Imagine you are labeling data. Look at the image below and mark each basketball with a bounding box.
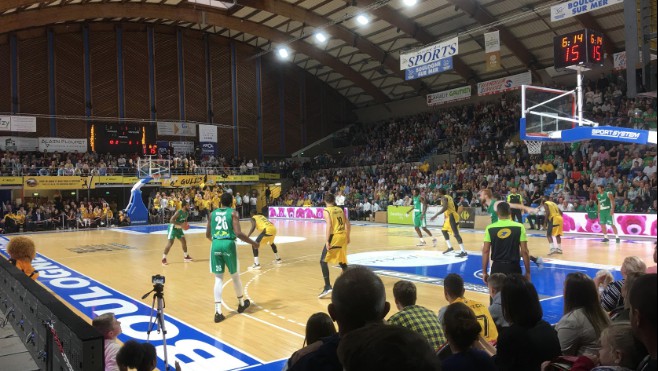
[182,222,190,231]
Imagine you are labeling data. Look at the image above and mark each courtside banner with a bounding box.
[23,176,89,190]
[400,37,459,70]
[551,0,623,22]
[458,207,476,229]
[562,212,656,237]
[268,206,349,220]
[39,137,88,152]
[427,86,472,106]
[477,71,531,96]
[387,206,445,227]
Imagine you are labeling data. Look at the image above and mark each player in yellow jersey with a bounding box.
[541,197,563,255]
[247,211,281,270]
[318,193,351,299]
[431,188,467,258]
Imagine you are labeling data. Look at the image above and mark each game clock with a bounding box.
[91,123,157,154]
[554,29,604,69]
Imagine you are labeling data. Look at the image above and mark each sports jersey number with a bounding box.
[476,315,489,337]
[336,216,345,231]
[215,215,228,230]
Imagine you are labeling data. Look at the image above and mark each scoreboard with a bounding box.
[554,29,604,69]
[91,123,157,154]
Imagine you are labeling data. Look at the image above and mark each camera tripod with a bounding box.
[142,286,171,370]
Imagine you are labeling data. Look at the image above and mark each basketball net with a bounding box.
[524,140,543,155]
[152,173,162,182]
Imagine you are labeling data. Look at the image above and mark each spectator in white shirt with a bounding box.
[643,161,656,178]
[335,191,346,206]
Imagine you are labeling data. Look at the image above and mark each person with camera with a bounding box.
[206,193,260,323]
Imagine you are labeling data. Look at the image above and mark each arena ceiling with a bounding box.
[0,0,630,107]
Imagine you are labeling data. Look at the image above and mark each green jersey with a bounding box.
[210,208,235,240]
[585,204,598,219]
[174,210,188,223]
[488,200,498,223]
[597,192,612,211]
[413,196,422,213]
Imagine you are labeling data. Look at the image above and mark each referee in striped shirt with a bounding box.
[482,202,531,284]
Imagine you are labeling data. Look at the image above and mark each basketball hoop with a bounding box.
[524,140,543,155]
[152,173,162,182]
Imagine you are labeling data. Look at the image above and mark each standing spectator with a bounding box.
[265,186,271,205]
[242,193,250,218]
[628,274,657,371]
[556,273,611,356]
[495,274,560,371]
[506,186,524,223]
[438,273,498,343]
[387,280,446,351]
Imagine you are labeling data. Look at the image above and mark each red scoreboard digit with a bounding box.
[554,29,604,69]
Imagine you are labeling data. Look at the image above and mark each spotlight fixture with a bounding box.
[403,0,417,6]
[277,47,289,59]
[315,32,328,43]
[356,14,369,25]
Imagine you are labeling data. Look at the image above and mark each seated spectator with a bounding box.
[304,312,336,347]
[116,340,181,371]
[496,274,560,371]
[92,313,122,371]
[594,269,615,295]
[441,302,497,371]
[287,266,390,371]
[118,211,131,227]
[628,274,657,371]
[646,244,657,274]
[611,272,645,322]
[438,273,498,343]
[556,272,611,356]
[337,324,441,371]
[6,236,39,280]
[598,256,647,312]
[487,273,509,329]
[387,280,446,351]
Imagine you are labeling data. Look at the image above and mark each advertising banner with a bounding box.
[477,71,532,96]
[200,142,217,156]
[0,116,37,132]
[404,57,453,80]
[458,207,476,229]
[387,205,445,227]
[170,141,195,155]
[268,206,349,220]
[157,122,197,137]
[198,124,218,143]
[427,86,472,106]
[23,176,89,190]
[160,175,206,188]
[562,212,656,237]
[0,177,23,186]
[400,37,459,70]
[0,136,39,151]
[551,0,623,22]
[484,31,501,71]
[38,137,88,152]
[613,51,657,71]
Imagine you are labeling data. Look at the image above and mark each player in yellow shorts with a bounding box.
[318,193,350,299]
[247,211,282,270]
[431,188,467,258]
[542,197,563,255]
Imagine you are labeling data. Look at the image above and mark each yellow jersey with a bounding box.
[443,194,457,215]
[544,201,561,221]
[453,297,499,343]
[252,214,276,234]
[325,206,347,235]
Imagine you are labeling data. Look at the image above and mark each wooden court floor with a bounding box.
[8,219,655,365]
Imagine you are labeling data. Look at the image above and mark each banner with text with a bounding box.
[613,51,657,71]
[405,57,453,81]
[551,0,623,22]
[563,212,656,237]
[200,142,217,156]
[23,176,89,190]
[170,141,195,155]
[157,122,197,137]
[0,116,37,132]
[198,124,218,143]
[386,205,445,227]
[0,177,23,186]
[268,206,349,220]
[0,136,39,151]
[477,71,532,96]
[484,31,501,71]
[38,137,88,152]
[458,207,476,229]
[427,86,472,106]
[400,37,459,70]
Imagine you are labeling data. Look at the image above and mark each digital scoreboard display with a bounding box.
[91,123,157,154]
[553,29,604,69]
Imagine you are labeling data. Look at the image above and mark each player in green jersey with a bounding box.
[161,201,192,265]
[206,193,260,323]
[597,185,620,243]
[406,188,436,246]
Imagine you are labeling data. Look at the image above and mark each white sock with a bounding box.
[458,243,465,252]
[254,257,259,265]
[603,233,608,239]
[420,238,426,243]
[184,252,189,258]
[214,275,224,313]
[557,244,562,251]
[231,273,244,304]
[445,240,453,249]
[551,236,558,246]
[549,243,555,250]
[162,254,167,259]
[274,253,280,259]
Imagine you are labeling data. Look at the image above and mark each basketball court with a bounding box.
[1,220,654,370]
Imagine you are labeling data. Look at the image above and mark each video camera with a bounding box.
[152,274,165,292]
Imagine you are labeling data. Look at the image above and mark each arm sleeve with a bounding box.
[555,314,581,356]
[483,226,492,243]
[520,225,528,242]
[600,281,623,312]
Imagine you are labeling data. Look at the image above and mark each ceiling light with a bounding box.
[315,32,327,43]
[356,15,369,25]
[277,47,289,59]
[403,0,417,6]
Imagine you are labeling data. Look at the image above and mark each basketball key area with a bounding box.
[1,219,653,370]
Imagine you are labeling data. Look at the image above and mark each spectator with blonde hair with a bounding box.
[596,256,647,312]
